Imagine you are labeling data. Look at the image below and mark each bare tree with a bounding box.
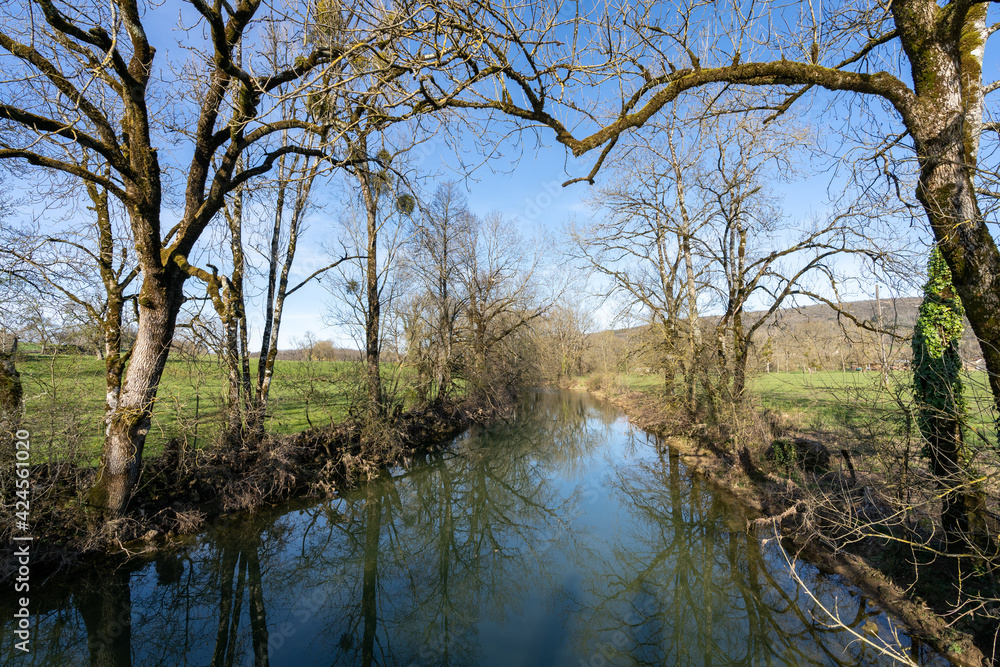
[253,145,333,426]
[577,110,883,422]
[406,182,475,403]
[401,0,1000,422]
[459,213,556,404]
[0,182,138,429]
[325,166,412,418]
[305,1,435,418]
[573,113,710,401]
[541,301,594,383]
[0,0,342,516]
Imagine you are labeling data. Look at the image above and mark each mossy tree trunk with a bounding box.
[89,265,186,517]
[0,337,23,475]
[894,2,1000,434]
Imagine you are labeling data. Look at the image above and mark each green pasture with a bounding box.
[613,368,997,445]
[751,369,995,428]
[16,353,420,464]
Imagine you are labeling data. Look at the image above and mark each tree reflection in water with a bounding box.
[0,391,945,666]
[572,445,936,666]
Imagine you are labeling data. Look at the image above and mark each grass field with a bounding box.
[16,353,418,464]
[611,368,997,444]
[19,352,997,465]
[751,369,995,428]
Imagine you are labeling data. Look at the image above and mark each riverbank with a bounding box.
[579,382,988,667]
[0,398,496,585]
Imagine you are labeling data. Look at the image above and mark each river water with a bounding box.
[3,390,947,666]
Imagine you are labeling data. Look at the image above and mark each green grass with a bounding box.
[17,354,421,464]
[753,370,907,427]
[607,368,996,444]
[619,373,665,394]
[751,369,995,430]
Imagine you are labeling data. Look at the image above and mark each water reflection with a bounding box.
[1,391,945,666]
[573,447,928,666]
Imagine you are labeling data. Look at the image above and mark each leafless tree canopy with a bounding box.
[388,0,1000,420]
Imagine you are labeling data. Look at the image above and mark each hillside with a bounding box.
[597,296,984,373]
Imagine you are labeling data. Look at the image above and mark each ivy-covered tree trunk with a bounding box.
[912,248,973,550]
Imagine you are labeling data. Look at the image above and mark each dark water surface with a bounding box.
[3,390,947,666]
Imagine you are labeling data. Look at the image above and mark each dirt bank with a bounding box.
[0,399,495,586]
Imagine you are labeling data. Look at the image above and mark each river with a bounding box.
[2,390,947,666]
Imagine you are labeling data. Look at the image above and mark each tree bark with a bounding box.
[88,266,186,516]
[0,337,22,473]
[358,163,383,415]
[226,206,254,438]
[732,310,749,402]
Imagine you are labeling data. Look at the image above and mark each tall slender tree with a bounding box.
[408,182,475,403]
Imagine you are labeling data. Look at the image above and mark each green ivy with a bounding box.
[912,247,967,450]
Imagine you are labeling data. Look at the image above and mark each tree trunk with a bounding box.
[256,177,286,420]
[660,322,677,398]
[435,300,452,404]
[0,337,22,474]
[681,231,700,414]
[897,3,1000,426]
[88,269,186,517]
[356,164,383,415]
[434,229,453,403]
[913,249,979,551]
[916,161,1000,425]
[365,203,383,413]
[672,134,702,415]
[732,310,748,402]
[102,291,127,428]
[89,180,133,432]
[222,287,245,439]
[928,409,969,545]
[228,184,254,438]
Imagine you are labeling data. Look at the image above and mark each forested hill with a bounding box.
[602,296,984,372]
